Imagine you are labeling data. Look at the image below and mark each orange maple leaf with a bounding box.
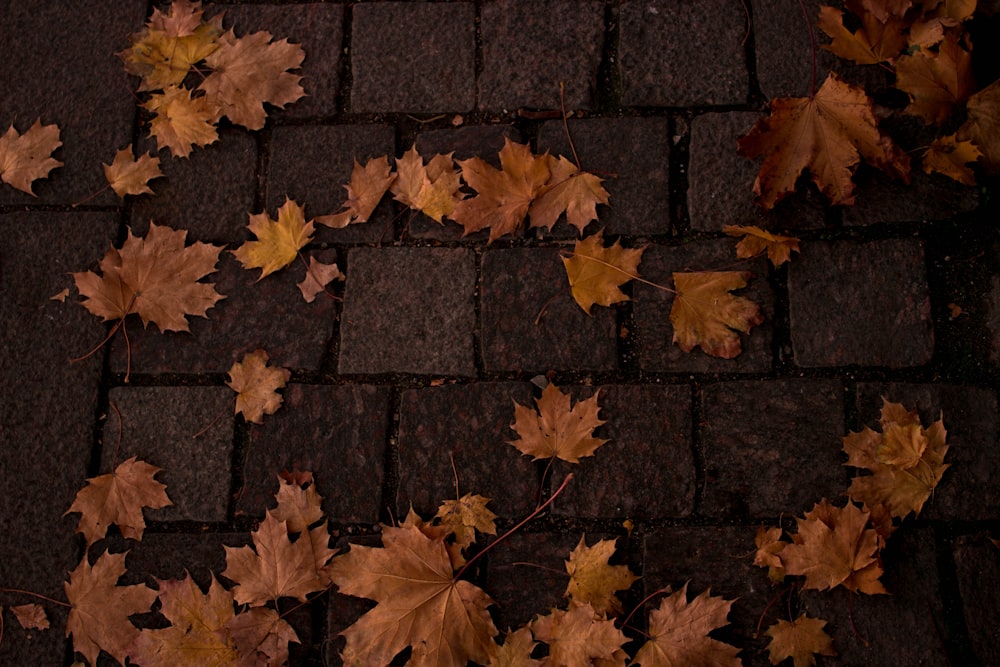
[529,155,610,234]
[508,383,608,464]
[232,198,314,280]
[434,493,498,558]
[530,603,627,667]
[818,4,907,64]
[765,614,837,667]
[226,349,291,424]
[271,471,325,534]
[0,119,63,195]
[754,525,787,582]
[103,147,163,198]
[562,230,645,315]
[564,536,639,615]
[922,133,981,185]
[895,30,974,125]
[737,72,910,209]
[392,145,464,223]
[317,156,396,228]
[670,271,764,359]
[143,85,219,158]
[723,225,801,267]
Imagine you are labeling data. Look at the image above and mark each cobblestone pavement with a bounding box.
[2,1,999,665]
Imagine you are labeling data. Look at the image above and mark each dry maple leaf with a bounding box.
[529,603,627,667]
[233,198,314,280]
[895,31,974,125]
[64,457,172,546]
[271,471,324,534]
[529,155,610,234]
[72,222,225,333]
[228,607,299,667]
[765,614,836,667]
[754,525,787,582]
[226,349,291,424]
[958,78,1000,173]
[564,535,639,615]
[562,230,645,315]
[199,29,305,131]
[818,4,908,64]
[854,0,913,22]
[11,603,49,631]
[488,627,542,667]
[144,85,220,158]
[922,133,981,184]
[104,147,164,198]
[723,225,801,267]
[317,156,396,228]
[508,383,608,464]
[297,257,343,303]
[65,550,157,666]
[327,515,498,666]
[737,72,910,209]
[0,119,63,195]
[392,145,464,223]
[670,271,764,359]
[435,493,498,557]
[631,583,741,667]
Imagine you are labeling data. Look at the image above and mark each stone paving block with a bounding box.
[267,124,395,244]
[800,527,950,665]
[552,384,695,519]
[537,118,670,237]
[688,112,827,232]
[0,1,146,206]
[619,0,747,106]
[842,170,979,226]
[953,535,1000,666]
[111,252,338,374]
[119,532,249,591]
[989,275,1000,365]
[481,248,618,373]
[239,384,390,523]
[130,130,257,244]
[397,382,538,519]
[210,3,343,119]
[338,247,476,376]
[633,240,773,373]
[856,382,1000,521]
[479,0,605,111]
[351,2,474,113]
[788,239,934,368]
[700,379,846,518]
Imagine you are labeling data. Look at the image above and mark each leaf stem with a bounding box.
[0,588,71,608]
[560,250,677,294]
[620,586,670,630]
[296,252,342,302]
[559,82,581,171]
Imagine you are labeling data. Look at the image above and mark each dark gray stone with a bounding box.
[700,379,846,518]
[989,275,1000,365]
[953,535,1000,666]
[619,0,747,106]
[481,247,618,373]
[479,0,605,111]
[351,3,474,113]
[120,532,249,591]
[338,247,476,376]
[842,170,979,226]
[788,239,934,368]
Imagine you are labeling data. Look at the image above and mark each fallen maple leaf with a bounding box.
[317,156,396,228]
[818,4,907,64]
[854,0,913,22]
[895,30,974,124]
[0,119,63,195]
[227,606,299,667]
[926,0,976,24]
[508,383,608,463]
[958,78,1000,173]
[65,550,157,666]
[64,457,172,546]
[233,198,313,280]
[392,145,464,223]
[226,350,292,425]
[562,230,645,315]
[104,147,163,198]
[72,222,225,333]
[737,72,910,209]
[271,471,324,534]
[488,627,542,667]
[754,525,787,582]
[143,85,220,158]
[530,603,627,667]
[328,515,498,666]
[434,493,498,557]
[723,225,801,267]
[564,535,638,615]
[296,257,343,303]
[11,603,48,631]
[922,133,981,185]
[765,613,836,667]
[529,155,610,234]
[670,271,764,359]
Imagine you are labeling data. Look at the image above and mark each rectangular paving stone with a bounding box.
[700,379,847,518]
[553,384,695,519]
[633,240,773,373]
[842,170,979,226]
[397,382,538,519]
[788,239,934,368]
[479,0,605,111]
[481,247,618,373]
[338,247,476,376]
[990,275,1000,365]
[856,382,1000,521]
[239,384,390,523]
[537,118,670,237]
[119,532,248,591]
[351,2,475,113]
[619,0,747,106]
[953,535,1000,666]
[103,386,234,522]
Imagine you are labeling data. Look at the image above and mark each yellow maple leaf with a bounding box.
[562,230,645,315]
[392,145,464,223]
[0,119,63,195]
[508,383,608,464]
[317,156,396,228]
[723,225,800,267]
[233,198,314,279]
[144,85,219,158]
[529,155,610,234]
[765,614,836,667]
[226,349,291,424]
[103,147,163,198]
[670,271,764,359]
[922,133,981,185]
[564,536,639,615]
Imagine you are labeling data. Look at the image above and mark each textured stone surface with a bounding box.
[953,535,1000,666]
[481,248,618,372]
[479,0,605,111]
[843,171,980,226]
[120,532,248,590]
[990,275,1000,365]
[239,384,390,523]
[537,118,670,236]
[351,3,474,112]
[788,239,934,368]
[339,247,476,375]
[633,240,774,372]
[553,384,695,519]
[700,379,846,518]
[397,382,538,518]
[619,0,747,106]
[102,386,234,522]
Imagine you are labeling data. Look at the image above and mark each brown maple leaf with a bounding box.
[922,133,981,185]
[958,78,1000,173]
[233,198,314,280]
[631,583,741,667]
[392,145,464,223]
[508,383,608,464]
[144,85,220,158]
[271,471,324,534]
[754,525,787,582]
[73,222,225,333]
[737,72,910,209]
[530,603,627,667]
[854,0,913,22]
[895,30,974,125]
[564,536,639,615]
[529,155,610,234]
[228,606,299,667]
[64,457,172,546]
[65,550,157,666]
[104,147,164,198]
[0,119,63,195]
[765,614,836,667]
[327,515,498,666]
[488,626,542,667]
[670,271,764,359]
[199,29,306,131]
[297,257,343,303]
[11,603,49,631]
[226,349,292,424]
[434,493,498,558]
[818,4,908,64]
[316,156,396,228]
[723,225,801,267]
[562,230,646,315]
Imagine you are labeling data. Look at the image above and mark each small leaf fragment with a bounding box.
[922,133,980,185]
[765,614,836,667]
[11,604,49,631]
[723,225,801,266]
[296,257,343,303]
[226,349,291,424]
[317,156,396,228]
[0,119,63,195]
